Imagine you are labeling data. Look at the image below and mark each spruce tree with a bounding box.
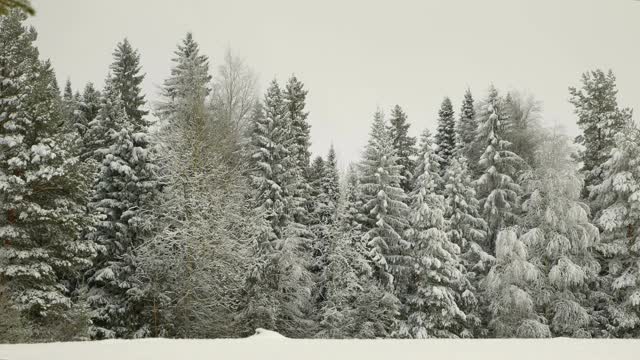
[110,38,148,131]
[358,109,410,289]
[86,79,158,339]
[397,134,467,338]
[76,83,102,160]
[283,75,312,225]
[0,11,96,334]
[569,69,632,200]
[590,124,640,337]
[388,105,416,193]
[434,97,456,172]
[243,80,314,337]
[443,156,493,336]
[474,86,524,255]
[456,89,477,152]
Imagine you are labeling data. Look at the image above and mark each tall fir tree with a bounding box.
[358,109,410,289]
[110,38,148,131]
[283,75,312,225]
[590,124,640,337]
[75,83,102,160]
[456,89,481,174]
[0,11,96,336]
[396,134,467,338]
[434,97,456,173]
[242,80,314,337]
[443,156,493,336]
[86,79,158,339]
[474,86,524,255]
[388,105,416,193]
[569,69,632,201]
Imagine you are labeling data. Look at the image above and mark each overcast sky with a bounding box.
[29,0,640,168]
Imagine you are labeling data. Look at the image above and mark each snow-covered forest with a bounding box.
[1,9,639,342]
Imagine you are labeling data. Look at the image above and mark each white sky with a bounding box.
[28,0,640,167]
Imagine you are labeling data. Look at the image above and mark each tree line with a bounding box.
[1,10,639,341]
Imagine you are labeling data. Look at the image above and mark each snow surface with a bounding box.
[1,333,640,360]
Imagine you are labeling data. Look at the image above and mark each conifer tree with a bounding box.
[358,109,410,288]
[388,105,416,193]
[456,89,478,163]
[474,86,524,254]
[0,11,96,334]
[434,97,456,172]
[242,80,314,337]
[569,69,632,200]
[283,75,312,225]
[590,124,640,337]
[110,38,148,131]
[443,156,493,336]
[396,131,467,338]
[75,83,102,160]
[86,80,158,339]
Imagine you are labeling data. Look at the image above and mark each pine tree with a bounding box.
[434,97,456,172]
[388,105,416,193]
[358,109,410,289]
[519,132,599,338]
[86,80,158,339]
[340,164,364,230]
[443,156,493,336]
[76,82,102,160]
[590,124,640,337]
[110,38,148,131]
[243,80,314,337]
[0,11,96,334]
[569,69,632,200]
[248,80,290,240]
[456,89,479,166]
[396,131,467,338]
[283,75,313,225]
[474,86,524,255]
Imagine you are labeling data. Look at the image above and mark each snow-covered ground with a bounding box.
[1,330,639,360]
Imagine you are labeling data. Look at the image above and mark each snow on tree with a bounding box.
[340,164,364,230]
[209,49,258,164]
[283,75,313,225]
[396,132,467,338]
[590,124,640,337]
[483,229,549,338]
[474,85,524,255]
[502,91,543,167]
[110,38,148,131]
[388,105,417,194]
[247,80,290,240]
[242,80,314,338]
[442,156,493,336]
[86,79,158,339]
[569,69,633,200]
[75,83,102,160]
[456,89,482,176]
[357,108,410,289]
[134,32,254,338]
[434,97,456,173]
[0,10,96,336]
[519,131,600,337]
